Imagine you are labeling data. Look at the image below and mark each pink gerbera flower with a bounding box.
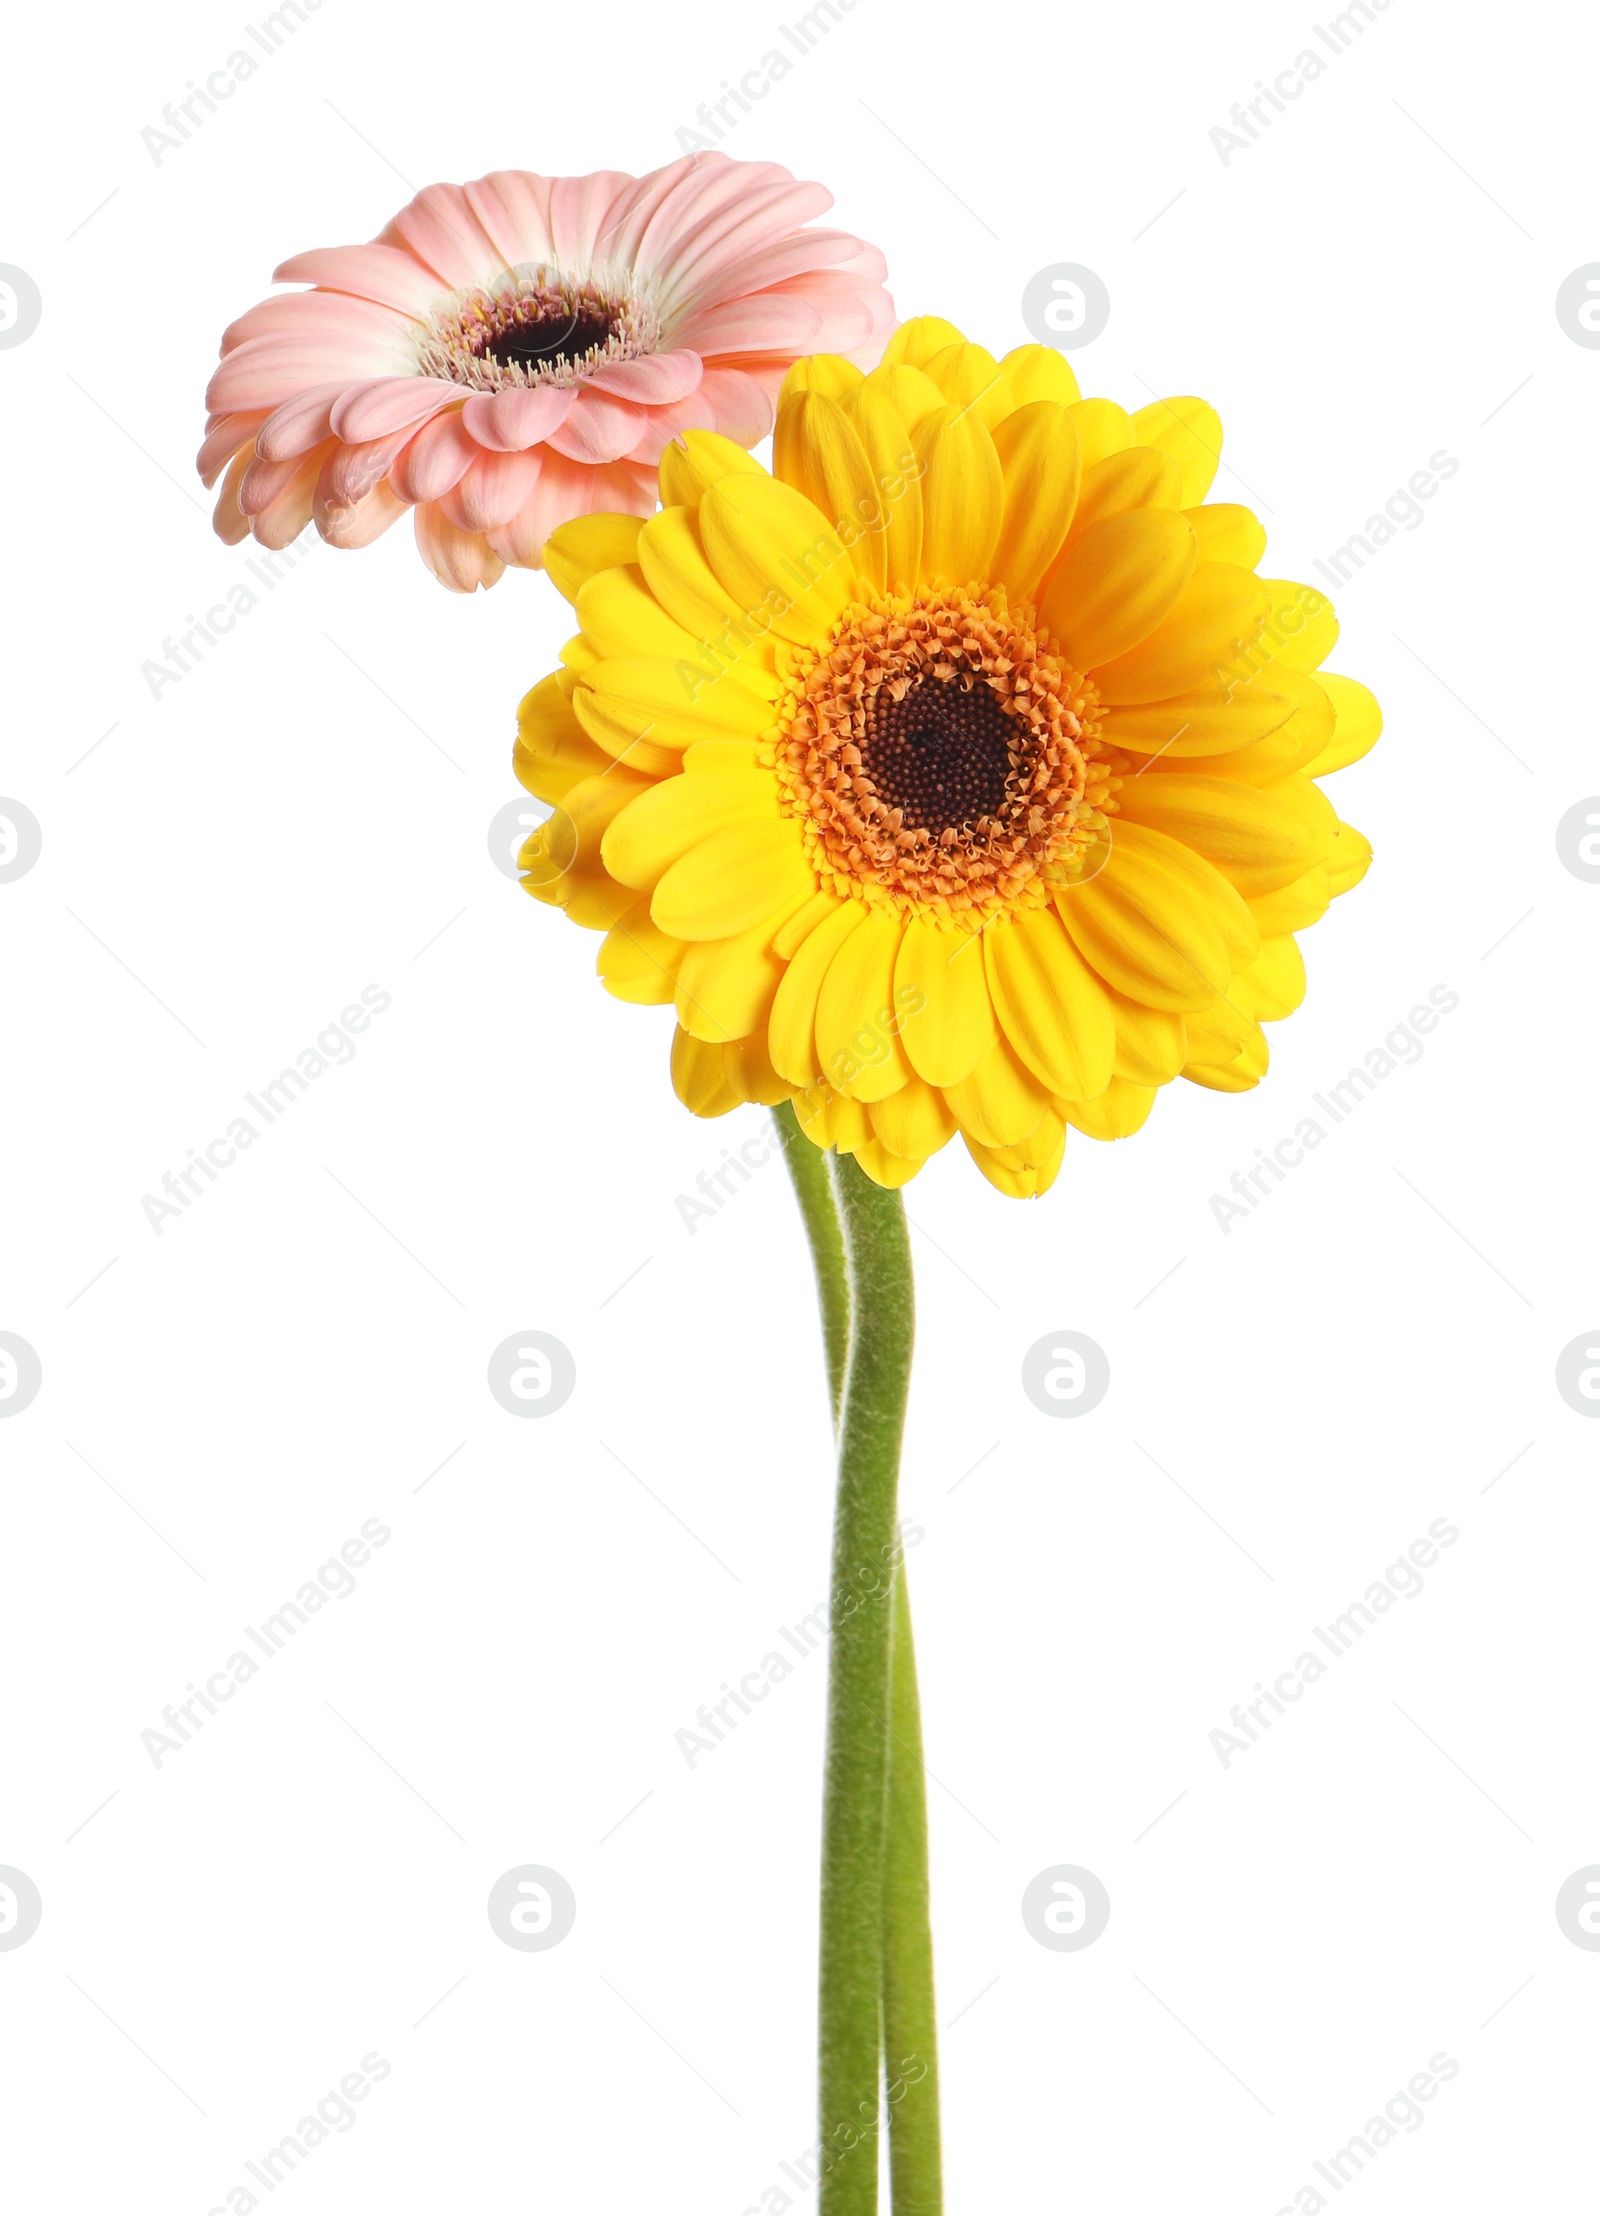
[199,155,895,591]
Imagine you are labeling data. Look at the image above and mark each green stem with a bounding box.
[773,1102,849,1426]
[775,1102,941,2215]
[883,1568,942,2215]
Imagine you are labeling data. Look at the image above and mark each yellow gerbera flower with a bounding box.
[514,315,1380,1196]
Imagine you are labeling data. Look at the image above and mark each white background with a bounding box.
[2,1,1596,2209]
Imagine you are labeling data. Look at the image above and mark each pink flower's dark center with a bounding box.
[418,267,660,394]
[474,292,622,373]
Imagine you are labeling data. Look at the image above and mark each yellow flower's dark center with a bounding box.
[777,585,1114,926]
[861,678,1017,835]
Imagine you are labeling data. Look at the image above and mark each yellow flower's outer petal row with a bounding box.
[514,314,1382,1194]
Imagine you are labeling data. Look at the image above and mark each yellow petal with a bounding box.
[698,472,852,647]
[855,362,948,438]
[658,429,764,508]
[575,655,776,765]
[921,342,1013,429]
[1040,509,1198,671]
[990,402,1081,601]
[1247,865,1330,936]
[775,390,887,592]
[1302,672,1382,775]
[1066,399,1135,470]
[773,888,841,959]
[598,900,685,1005]
[543,512,645,603]
[998,345,1081,407]
[1129,398,1223,505]
[1254,579,1339,674]
[793,1082,871,1154]
[895,920,996,1085]
[577,563,703,663]
[1107,989,1188,1084]
[671,1026,740,1117]
[1236,933,1306,1022]
[1057,827,1234,1012]
[1140,670,1334,783]
[652,819,814,941]
[1113,770,1336,897]
[912,405,1003,586]
[850,1139,927,1190]
[983,908,1116,1101]
[815,908,911,1102]
[962,1112,1065,1196]
[1099,669,1298,758]
[676,917,789,1041]
[1185,502,1267,570]
[869,1077,957,1160]
[846,383,924,595]
[1066,446,1183,539]
[516,669,611,803]
[637,506,759,644]
[1183,991,1253,1062]
[722,1031,790,1108]
[602,769,775,889]
[882,316,968,369]
[778,353,865,404]
[1059,1077,1156,1140]
[1326,820,1373,896]
[1092,563,1269,704]
[769,899,866,1085]
[943,1034,1051,1147]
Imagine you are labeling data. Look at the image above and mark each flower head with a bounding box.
[514,318,1380,1196]
[199,157,893,591]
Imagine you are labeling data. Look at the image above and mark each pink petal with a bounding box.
[486,454,653,568]
[276,244,451,320]
[329,377,461,443]
[222,291,413,353]
[696,367,776,447]
[391,410,478,504]
[317,479,410,549]
[441,446,542,533]
[197,411,267,487]
[414,501,505,592]
[248,445,330,551]
[676,228,870,312]
[624,387,721,467]
[326,423,418,506]
[256,381,350,462]
[547,171,636,267]
[670,294,824,358]
[649,179,835,313]
[543,387,648,466]
[758,272,877,356]
[582,350,704,405]
[463,172,557,272]
[212,447,253,544]
[459,385,575,451]
[207,340,400,413]
[380,182,509,290]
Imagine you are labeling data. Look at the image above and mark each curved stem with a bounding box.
[774,1110,942,2216]
[773,1102,849,1425]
